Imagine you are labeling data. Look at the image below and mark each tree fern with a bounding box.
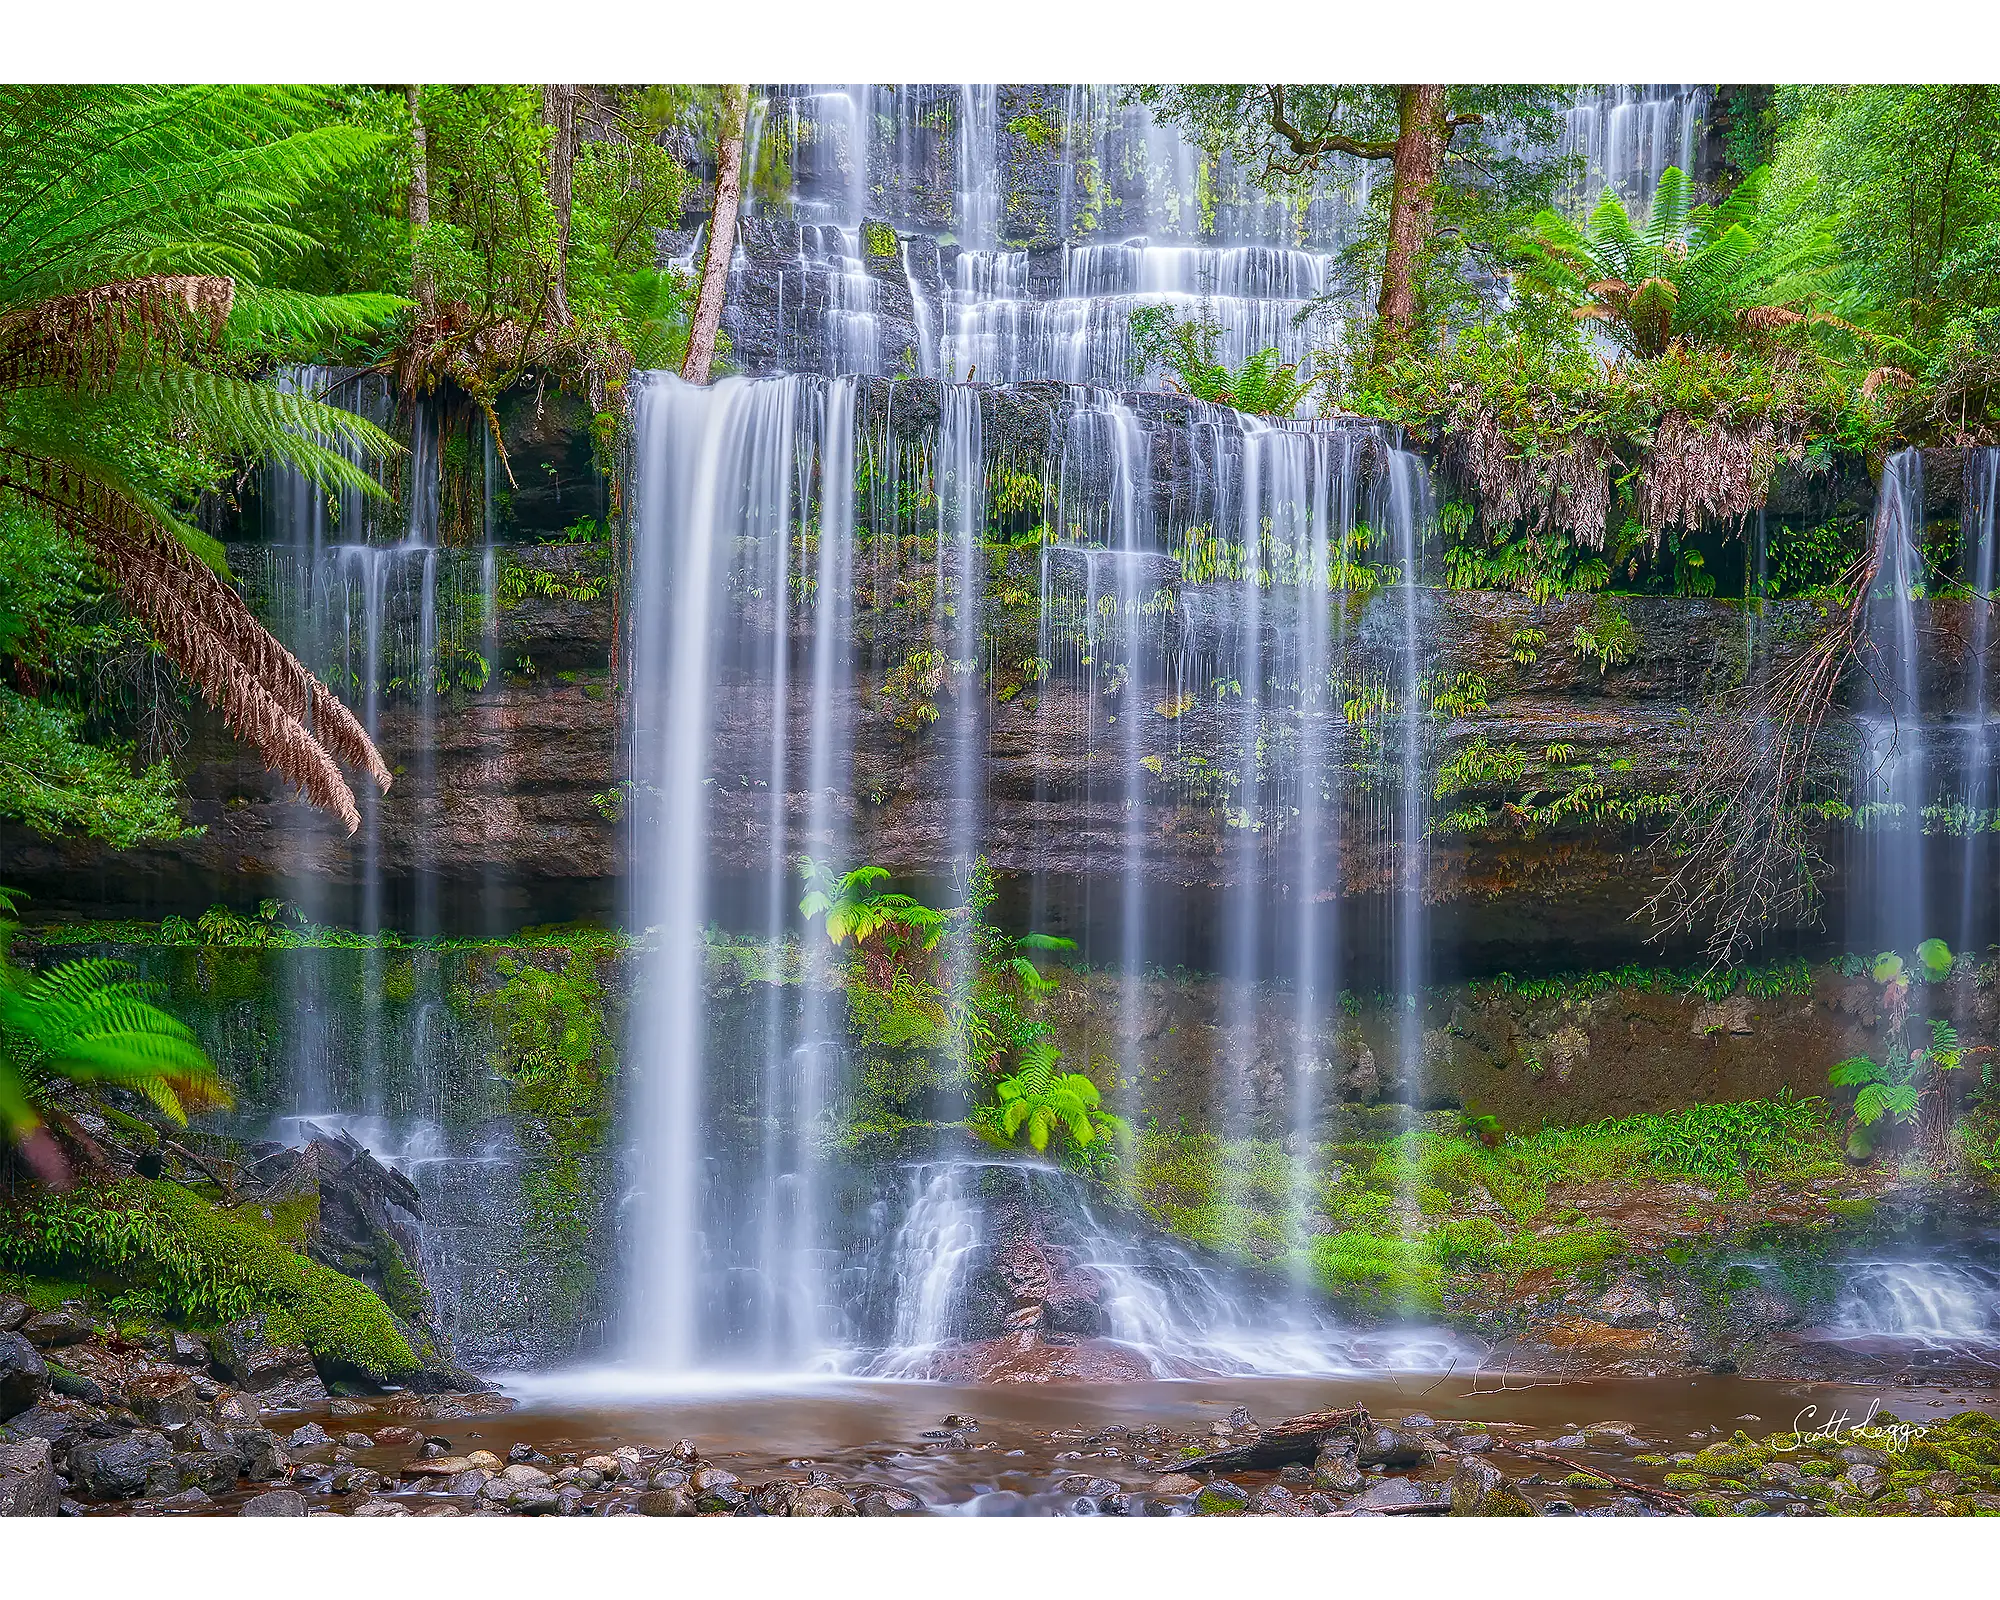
[1512,166,1845,358]
[0,85,405,832]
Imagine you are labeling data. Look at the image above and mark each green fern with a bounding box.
[993,1038,1125,1153]
[1511,166,1844,357]
[0,889,229,1179]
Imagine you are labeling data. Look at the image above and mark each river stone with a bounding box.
[240,1489,306,1517]
[638,1486,694,1516]
[332,1465,383,1495]
[582,1454,621,1475]
[465,1449,503,1469]
[127,1373,200,1429]
[785,1485,855,1517]
[287,1422,330,1448]
[445,1469,491,1495]
[647,1466,689,1491]
[690,1465,738,1493]
[502,1463,552,1486]
[1194,1478,1252,1515]
[1056,1474,1120,1499]
[372,1425,421,1447]
[1840,1464,1886,1500]
[352,1497,413,1516]
[0,1437,59,1517]
[70,1430,176,1499]
[340,1432,376,1449]
[20,1308,91,1348]
[1837,1445,1891,1468]
[1353,1476,1437,1511]
[0,1332,48,1422]
[1358,1427,1429,1468]
[0,1297,27,1333]
[1250,1483,1306,1515]
[855,1485,925,1515]
[1451,1457,1540,1517]
[1150,1472,1201,1498]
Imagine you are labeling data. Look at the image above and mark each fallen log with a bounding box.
[1174,1408,1370,1473]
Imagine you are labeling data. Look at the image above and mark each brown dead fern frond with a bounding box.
[1449,407,1614,548]
[0,452,390,830]
[0,276,233,393]
[1638,411,1803,541]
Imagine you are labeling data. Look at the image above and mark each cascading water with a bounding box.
[1560,84,1710,211]
[608,89,1479,1386]
[1850,448,1929,958]
[1958,449,1999,955]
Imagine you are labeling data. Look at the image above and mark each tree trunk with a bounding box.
[542,84,578,328]
[1372,84,1448,362]
[680,84,749,386]
[405,85,434,319]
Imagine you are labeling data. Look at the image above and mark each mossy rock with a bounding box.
[0,1179,417,1379]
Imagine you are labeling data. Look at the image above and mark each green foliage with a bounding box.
[863,221,899,259]
[1512,167,1843,359]
[0,1178,417,1376]
[0,690,192,847]
[0,891,229,1171]
[477,949,615,1285]
[988,1038,1124,1154]
[1571,606,1638,674]
[798,858,946,992]
[1127,305,1312,416]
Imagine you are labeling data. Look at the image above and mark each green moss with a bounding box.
[0,1179,416,1377]
[863,220,898,258]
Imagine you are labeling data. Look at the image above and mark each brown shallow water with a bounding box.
[107,1368,2000,1517]
[418,1369,2000,1514]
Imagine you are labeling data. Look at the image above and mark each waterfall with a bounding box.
[627,375,803,1369]
[1561,84,1711,211]
[1828,1258,2000,1346]
[1850,448,1929,958]
[1959,449,2000,954]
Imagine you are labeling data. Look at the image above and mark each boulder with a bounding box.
[0,1296,28,1333]
[48,1367,104,1403]
[1194,1479,1252,1515]
[1352,1476,1440,1511]
[240,1489,306,1517]
[214,1392,262,1427]
[1451,1457,1541,1517]
[1149,1472,1201,1499]
[0,1437,59,1517]
[19,1308,90,1349]
[351,1497,413,1516]
[69,1430,177,1500]
[0,1332,48,1422]
[209,1316,318,1395]
[126,1372,200,1429]
[230,1428,290,1481]
[174,1449,243,1494]
[287,1422,332,1449]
